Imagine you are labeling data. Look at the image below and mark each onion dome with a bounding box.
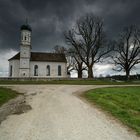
[20,24,32,31]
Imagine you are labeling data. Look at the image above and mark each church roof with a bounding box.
[8,52,67,63]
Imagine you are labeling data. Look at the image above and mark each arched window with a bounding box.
[10,65,12,77]
[34,65,38,76]
[58,65,61,76]
[46,65,50,76]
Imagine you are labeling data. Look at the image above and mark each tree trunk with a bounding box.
[77,62,83,78]
[126,70,130,81]
[78,70,82,78]
[88,65,94,78]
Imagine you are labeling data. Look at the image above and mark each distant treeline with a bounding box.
[106,74,140,81]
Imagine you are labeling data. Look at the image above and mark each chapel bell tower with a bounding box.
[19,20,32,77]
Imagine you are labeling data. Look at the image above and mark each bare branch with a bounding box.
[64,13,109,78]
[112,25,140,80]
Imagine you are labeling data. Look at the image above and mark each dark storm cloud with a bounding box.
[0,0,140,52]
[93,0,140,38]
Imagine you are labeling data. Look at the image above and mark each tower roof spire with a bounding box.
[25,17,28,25]
[20,18,32,31]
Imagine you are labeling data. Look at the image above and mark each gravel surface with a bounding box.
[0,95,31,124]
[0,85,139,140]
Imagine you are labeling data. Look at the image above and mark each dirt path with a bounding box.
[0,85,139,140]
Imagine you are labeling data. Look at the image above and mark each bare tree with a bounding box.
[53,45,67,54]
[67,48,87,78]
[65,14,111,78]
[53,45,86,78]
[112,26,140,80]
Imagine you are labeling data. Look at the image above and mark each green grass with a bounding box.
[0,79,111,85]
[0,87,18,106]
[0,79,139,85]
[83,86,140,135]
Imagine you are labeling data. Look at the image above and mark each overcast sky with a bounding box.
[0,0,140,77]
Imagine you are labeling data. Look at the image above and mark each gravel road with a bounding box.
[0,85,139,140]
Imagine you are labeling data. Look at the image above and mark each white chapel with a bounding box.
[8,23,67,78]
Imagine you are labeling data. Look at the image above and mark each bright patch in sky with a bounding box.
[0,49,17,77]
[94,64,114,77]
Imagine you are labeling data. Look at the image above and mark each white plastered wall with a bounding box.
[30,61,67,77]
[9,60,20,77]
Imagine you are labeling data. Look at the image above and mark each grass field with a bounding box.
[0,79,140,85]
[83,86,140,135]
[0,87,18,106]
[0,79,112,85]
